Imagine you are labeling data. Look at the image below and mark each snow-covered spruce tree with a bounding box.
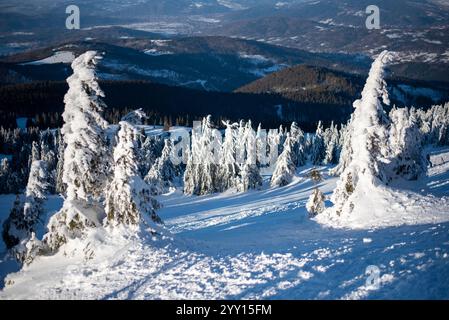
[55,129,66,194]
[42,51,111,253]
[145,138,176,195]
[256,123,269,169]
[324,122,340,165]
[306,188,326,217]
[271,133,296,187]
[105,121,161,228]
[290,122,307,167]
[310,121,326,165]
[183,148,197,195]
[327,51,392,216]
[267,128,281,170]
[2,160,49,260]
[183,116,221,195]
[238,121,262,192]
[40,136,57,194]
[197,116,220,195]
[139,135,164,178]
[388,107,426,180]
[218,120,239,191]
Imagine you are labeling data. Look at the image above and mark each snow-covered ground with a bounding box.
[1,150,449,299]
[21,51,75,65]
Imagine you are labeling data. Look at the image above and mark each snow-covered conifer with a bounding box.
[42,51,111,253]
[105,121,161,227]
[389,107,425,180]
[2,160,49,260]
[328,51,393,216]
[290,122,307,167]
[271,133,296,187]
[311,121,326,165]
[238,121,262,192]
[306,188,326,217]
[145,138,176,195]
[218,121,239,191]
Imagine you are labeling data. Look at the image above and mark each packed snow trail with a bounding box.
[1,160,449,299]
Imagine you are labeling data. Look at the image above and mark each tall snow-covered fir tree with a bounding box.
[328,51,393,216]
[105,121,162,228]
[271,133,296,187]
[42,51,111,253]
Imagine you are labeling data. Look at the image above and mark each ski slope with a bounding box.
[1,153,449,300]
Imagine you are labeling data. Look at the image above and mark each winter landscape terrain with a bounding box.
[0,50,449,300]
[0,1,449,301]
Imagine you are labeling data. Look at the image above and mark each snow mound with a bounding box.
[316,187,449,229]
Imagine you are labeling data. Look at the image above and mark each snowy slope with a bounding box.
[21,51,75,65]
[1,159,449,299]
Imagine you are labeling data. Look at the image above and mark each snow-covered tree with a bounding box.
[145,138,176,195]
[267,128,281,170]
[328,51,393,216]
[183,116,221,195]
[218,120,239,191]
[55,129,66,194]
[2,160,49,261]
[306,188,326,217]
[105,121,161,228]
[183,148,197,195]
[238,121,262,192]
[271,133,296,187]
[323,122,340,165]
[311,121,326,165]
[42,51,111,253]
[290,122,307,167]
[388,107,426,180]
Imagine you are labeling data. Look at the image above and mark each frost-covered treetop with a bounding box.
[68,51,104,98]
[354,50,392,117]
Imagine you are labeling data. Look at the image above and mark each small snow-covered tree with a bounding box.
[183,148,197,195]
[55,129,66,194]
[388,107,425,180]
[238,121,262,192]
[290,122,307,167]
[218,121,239,191]
[145,138,176,195]
[271,133,296,187]
[311,121,326,165]
[324,122,340,165]
[2,160,49,261]
[329,51,392,216]
[105,121,161,228]
[42,51,111,253]
[267,128,281,170]
[183,116,221,195]
[306,188,326,217]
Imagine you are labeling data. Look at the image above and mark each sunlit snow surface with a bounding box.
[1,150,449,299]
